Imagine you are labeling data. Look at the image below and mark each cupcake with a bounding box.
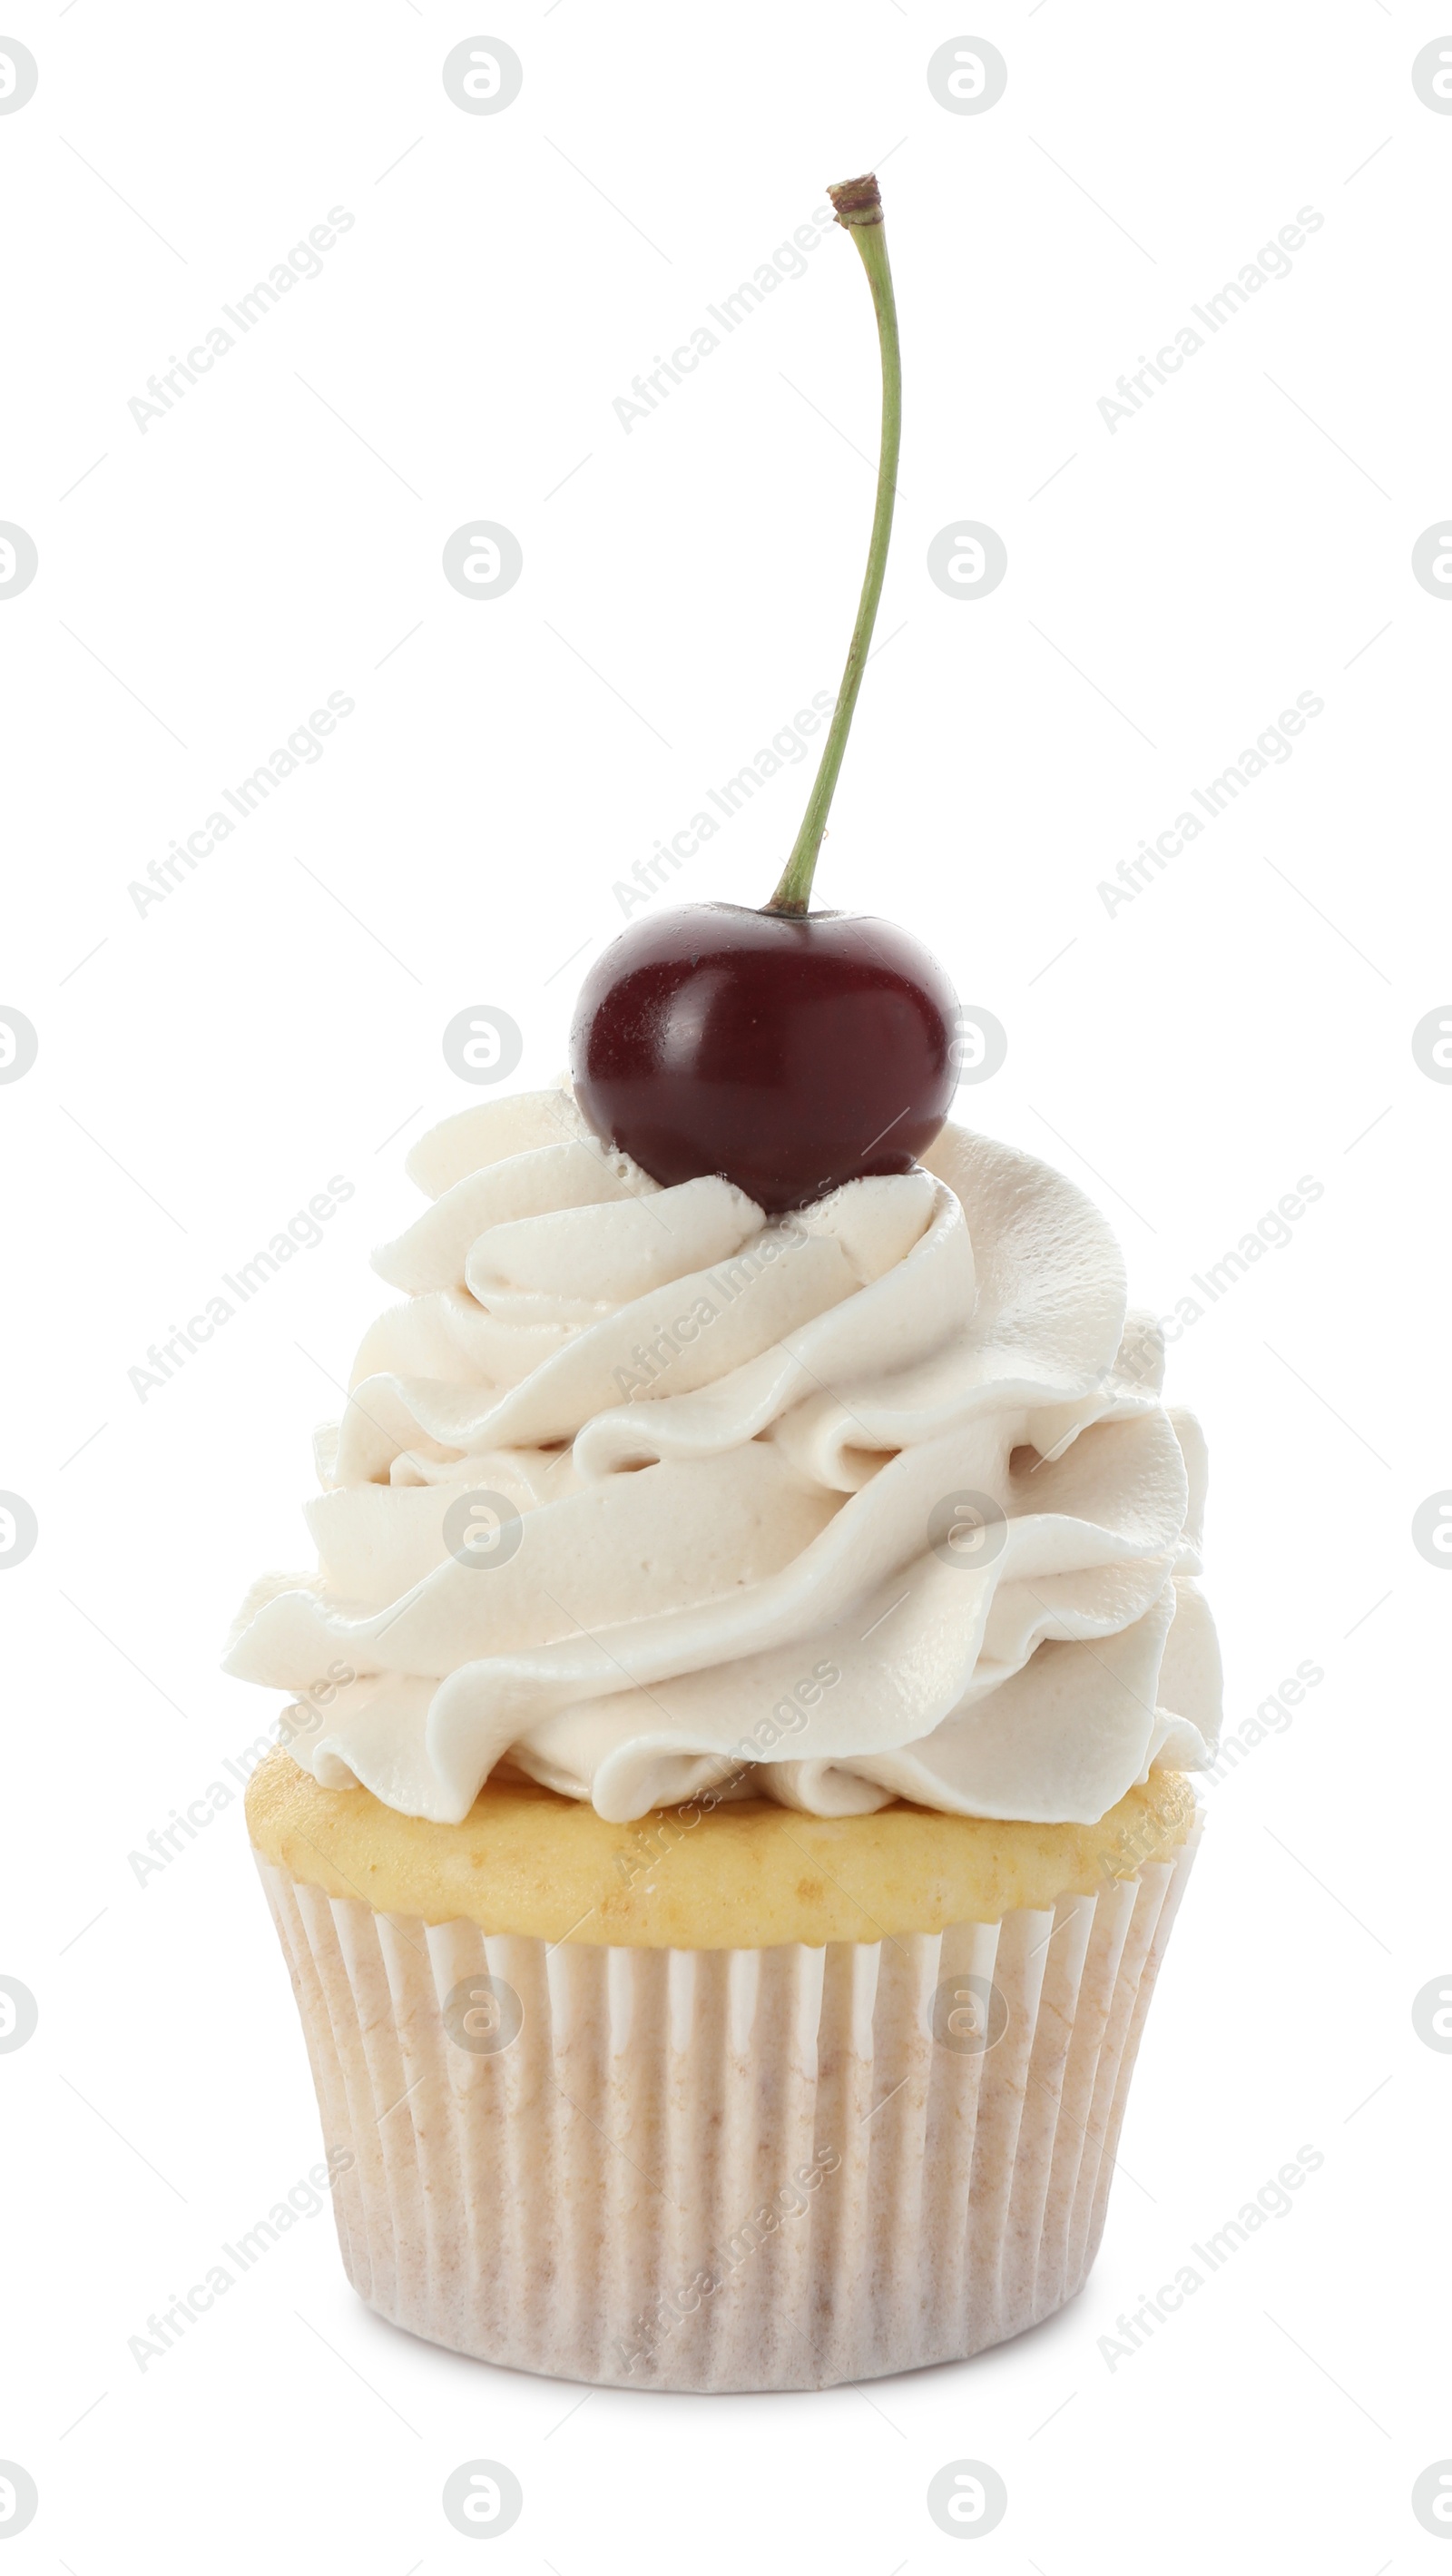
[230,1086,1217,2389]
[226,169,1221,2391]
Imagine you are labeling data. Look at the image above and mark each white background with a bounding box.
[4,2,1449,2567]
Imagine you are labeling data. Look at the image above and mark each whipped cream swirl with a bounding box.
[226,1087,1221,1824]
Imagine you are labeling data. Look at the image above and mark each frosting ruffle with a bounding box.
[225,1088,1221,1824]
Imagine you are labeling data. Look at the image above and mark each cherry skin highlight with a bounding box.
[570,903,959,1214]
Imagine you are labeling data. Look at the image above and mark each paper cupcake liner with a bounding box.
[255,1812,1200,2392]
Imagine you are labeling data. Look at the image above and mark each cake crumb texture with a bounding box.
[246,1747,1197,1947]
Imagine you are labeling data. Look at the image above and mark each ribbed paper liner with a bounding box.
[256,1820,1199,2391]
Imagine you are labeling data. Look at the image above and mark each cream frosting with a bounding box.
[225,1086,1221,1824]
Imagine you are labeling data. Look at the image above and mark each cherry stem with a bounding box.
[767,174,901,917]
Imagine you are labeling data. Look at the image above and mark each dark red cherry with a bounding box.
[570,902,958,1214]
[570,176,960,1213]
